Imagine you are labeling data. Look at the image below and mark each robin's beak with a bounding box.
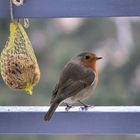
[96,57,102,60]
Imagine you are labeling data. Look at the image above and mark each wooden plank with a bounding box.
[1,0,140,18]
[0,106,140,134]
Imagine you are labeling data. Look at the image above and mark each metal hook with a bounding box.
[10,0,30,28]
[13,0,30,28]
[23,18,30,28]
[12,0,24,6]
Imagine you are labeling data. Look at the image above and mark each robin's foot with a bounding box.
[80,104,94,111]
[78,100,94,111]
[65,103,73,111]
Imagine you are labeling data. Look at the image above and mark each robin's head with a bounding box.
[75,52,102,70]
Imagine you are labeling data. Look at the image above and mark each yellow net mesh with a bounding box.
[0,21,40,95]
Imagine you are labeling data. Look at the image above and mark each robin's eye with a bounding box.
[85,55,90,60]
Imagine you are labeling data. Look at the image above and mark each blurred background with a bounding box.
[0,17,140,139]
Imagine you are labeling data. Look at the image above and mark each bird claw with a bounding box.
[78,100,94,111]
[80,105,94,111]
[65,104,73,111]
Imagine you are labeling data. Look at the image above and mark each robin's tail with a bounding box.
[44,101,61,121]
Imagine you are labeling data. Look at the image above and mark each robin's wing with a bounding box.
[51,63,96,103]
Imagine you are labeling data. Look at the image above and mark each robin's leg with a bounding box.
[78,100,94,110]
[65,103,73,111]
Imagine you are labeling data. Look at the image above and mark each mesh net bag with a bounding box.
[0,21,40,95]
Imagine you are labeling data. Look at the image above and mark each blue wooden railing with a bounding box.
[0,106,140,134]
[1,0,140,18]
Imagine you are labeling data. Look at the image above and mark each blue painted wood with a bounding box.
[0,0,140,18]
[0,106,140,134]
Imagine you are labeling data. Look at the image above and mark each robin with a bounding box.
[44,52,102,121]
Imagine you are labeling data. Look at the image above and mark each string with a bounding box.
[9,0,14,21]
